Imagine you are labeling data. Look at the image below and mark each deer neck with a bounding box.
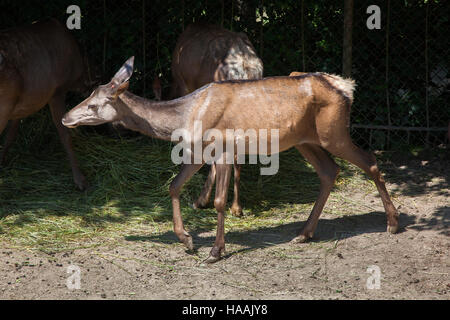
[116,91,189,141]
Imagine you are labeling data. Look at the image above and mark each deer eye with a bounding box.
[88,105,97,109]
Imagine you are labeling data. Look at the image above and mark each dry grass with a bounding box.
[0,109,376,253]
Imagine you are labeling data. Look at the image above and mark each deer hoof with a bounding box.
[204,254,221,264]
[203,246,224,264]
[204,247,223,264]
[230,204,243,217]
[387,224,398,234]
[182,234,194,251]
[291,234,311,244]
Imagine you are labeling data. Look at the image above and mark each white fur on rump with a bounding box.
[323,73,356,103]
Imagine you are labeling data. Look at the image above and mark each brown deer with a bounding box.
[0,18,88,190]
[153,23,264,217]
[62,57,399,263]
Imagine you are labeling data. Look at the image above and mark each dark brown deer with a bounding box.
[0,18,88,190]
[153,23,263,217]
[62,57,399,263]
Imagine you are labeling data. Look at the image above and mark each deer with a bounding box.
[62,57,399,263]
[0,18,89,190]
[153,23,264,217]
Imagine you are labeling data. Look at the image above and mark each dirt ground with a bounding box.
[0,152,448,300]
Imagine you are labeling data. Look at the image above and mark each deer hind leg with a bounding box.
[325,140,399,234]
[204,162,232,263]
[193,164,216,209]
[170,163,204,250]
[1,119,20,166]
[292,143,340,243]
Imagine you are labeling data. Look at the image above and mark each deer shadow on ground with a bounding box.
[125,211,417,255]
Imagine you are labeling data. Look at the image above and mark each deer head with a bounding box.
[62,56,135,128]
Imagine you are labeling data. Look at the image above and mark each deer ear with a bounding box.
[112,56,134,85]
[113,81,129,98]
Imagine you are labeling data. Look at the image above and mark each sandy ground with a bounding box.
[0,153,448,300]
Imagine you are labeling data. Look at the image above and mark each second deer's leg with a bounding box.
[193,164,216,209]
[205,162,232,263]
[170,163,204,250]
[1,119,20,166]
[49,93,87,190]
[292,144,340,243]
[194,161,243,217]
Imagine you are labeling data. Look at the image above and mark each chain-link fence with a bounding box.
[0,0,448,150]
[351,0,449,149]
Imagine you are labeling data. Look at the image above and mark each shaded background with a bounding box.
[0,0,448,150]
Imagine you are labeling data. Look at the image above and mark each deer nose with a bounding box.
[61,116,77,128]
[61,115,70,126]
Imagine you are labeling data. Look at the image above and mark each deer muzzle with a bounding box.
[61,114,79,128]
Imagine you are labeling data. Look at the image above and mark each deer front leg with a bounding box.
[193,164,216,209]
[49,93,87,190]
[292,144,340,243]
[1,119,20,166]
[230,161,243,217]
[170,163,204,250]
[204,162,232,263]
